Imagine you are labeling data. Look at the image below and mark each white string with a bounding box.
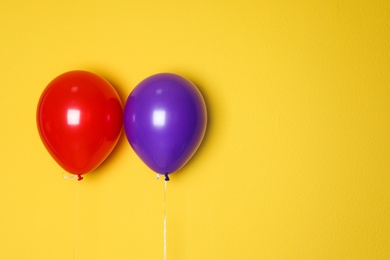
[73,181,79,260]
[63,172,83,181]
[63,172,77,179]
[164,180,167,260]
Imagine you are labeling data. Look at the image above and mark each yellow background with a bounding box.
[1,0,389,259]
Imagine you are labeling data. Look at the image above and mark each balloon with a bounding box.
[124,73,207,180]
[37,71,123,180]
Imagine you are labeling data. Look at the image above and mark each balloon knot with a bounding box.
[164,174,170,181]
[77,174,83,181]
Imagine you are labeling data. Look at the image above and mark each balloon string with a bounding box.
[73,181,80,260]
[164,180,167,260]
[63,173,77,179]
[63,172,83,181]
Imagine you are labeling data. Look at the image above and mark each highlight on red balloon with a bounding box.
[37,70,123,180]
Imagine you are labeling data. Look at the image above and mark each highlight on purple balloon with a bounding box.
[123,73,207,180]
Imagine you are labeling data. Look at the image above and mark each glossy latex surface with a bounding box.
[37,71,123,175]
[124,73,207,176]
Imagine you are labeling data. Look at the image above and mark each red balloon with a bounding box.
[37,71,123,180]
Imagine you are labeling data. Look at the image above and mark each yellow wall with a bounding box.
[1,0,389,259]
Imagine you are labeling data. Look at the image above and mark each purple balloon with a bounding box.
[124,73,207,179]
